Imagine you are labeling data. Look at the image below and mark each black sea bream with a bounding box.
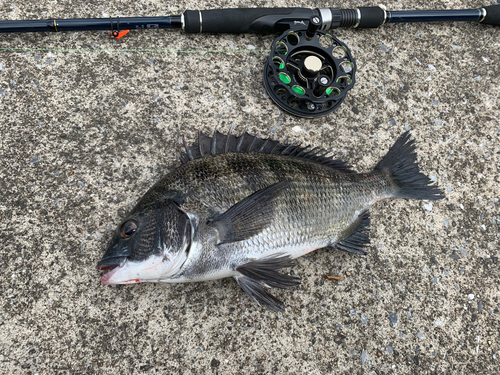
[97,130,443,311]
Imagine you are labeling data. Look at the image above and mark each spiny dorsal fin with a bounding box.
[179,129,355,173]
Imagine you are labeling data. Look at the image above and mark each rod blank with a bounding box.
[387,9,483,24]
[0,16,182,33]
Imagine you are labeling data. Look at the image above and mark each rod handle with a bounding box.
[482,5,500,26]
[183,8,314,34]
[357,6,386,28]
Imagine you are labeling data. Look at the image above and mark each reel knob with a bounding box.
[313,75,331,97]
[305,16,321,40]
[263,25,356,118]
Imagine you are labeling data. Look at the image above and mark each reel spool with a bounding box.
[263,17,356,118]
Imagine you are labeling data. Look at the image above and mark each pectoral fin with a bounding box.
[207,181,291,244]
[234,254,300,312]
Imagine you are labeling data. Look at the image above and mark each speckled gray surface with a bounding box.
[1,0,499,374]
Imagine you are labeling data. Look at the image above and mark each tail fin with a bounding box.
[375,132,444,201]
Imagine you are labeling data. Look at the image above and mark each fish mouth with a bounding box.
[97,256,127,285]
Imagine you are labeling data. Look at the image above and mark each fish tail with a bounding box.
[374,132,444,201]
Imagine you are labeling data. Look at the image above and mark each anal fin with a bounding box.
[234,254,300,311]
[332,211,371,255]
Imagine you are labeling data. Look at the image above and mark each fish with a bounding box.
[97,130,443,311]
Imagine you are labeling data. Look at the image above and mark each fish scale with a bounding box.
[98,131,443,311]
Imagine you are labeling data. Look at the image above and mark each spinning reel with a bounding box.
[263,17,356,118]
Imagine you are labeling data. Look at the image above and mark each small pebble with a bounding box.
[361,349,367,365]
[388,313,398,328]
[417,332,424,339]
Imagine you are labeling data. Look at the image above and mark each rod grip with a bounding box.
[482,5,500,26]
[357,6,386,28]
[183,8,313,34]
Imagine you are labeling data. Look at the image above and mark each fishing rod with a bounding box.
[1,5,499,117]
[1,5,499,34]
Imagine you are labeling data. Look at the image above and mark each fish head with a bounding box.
[97,201,192,285]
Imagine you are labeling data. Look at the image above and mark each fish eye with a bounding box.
[120,220,138,238]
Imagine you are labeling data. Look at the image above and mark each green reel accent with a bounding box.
[279,73,291,84]
[292,86,305,95]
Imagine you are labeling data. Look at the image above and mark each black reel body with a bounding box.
[264,26,356,118]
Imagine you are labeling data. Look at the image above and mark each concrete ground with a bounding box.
[1,0,499,373]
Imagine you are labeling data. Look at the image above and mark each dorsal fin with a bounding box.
[179,129,355,173]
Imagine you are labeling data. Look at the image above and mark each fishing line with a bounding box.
[0,47,270,54]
